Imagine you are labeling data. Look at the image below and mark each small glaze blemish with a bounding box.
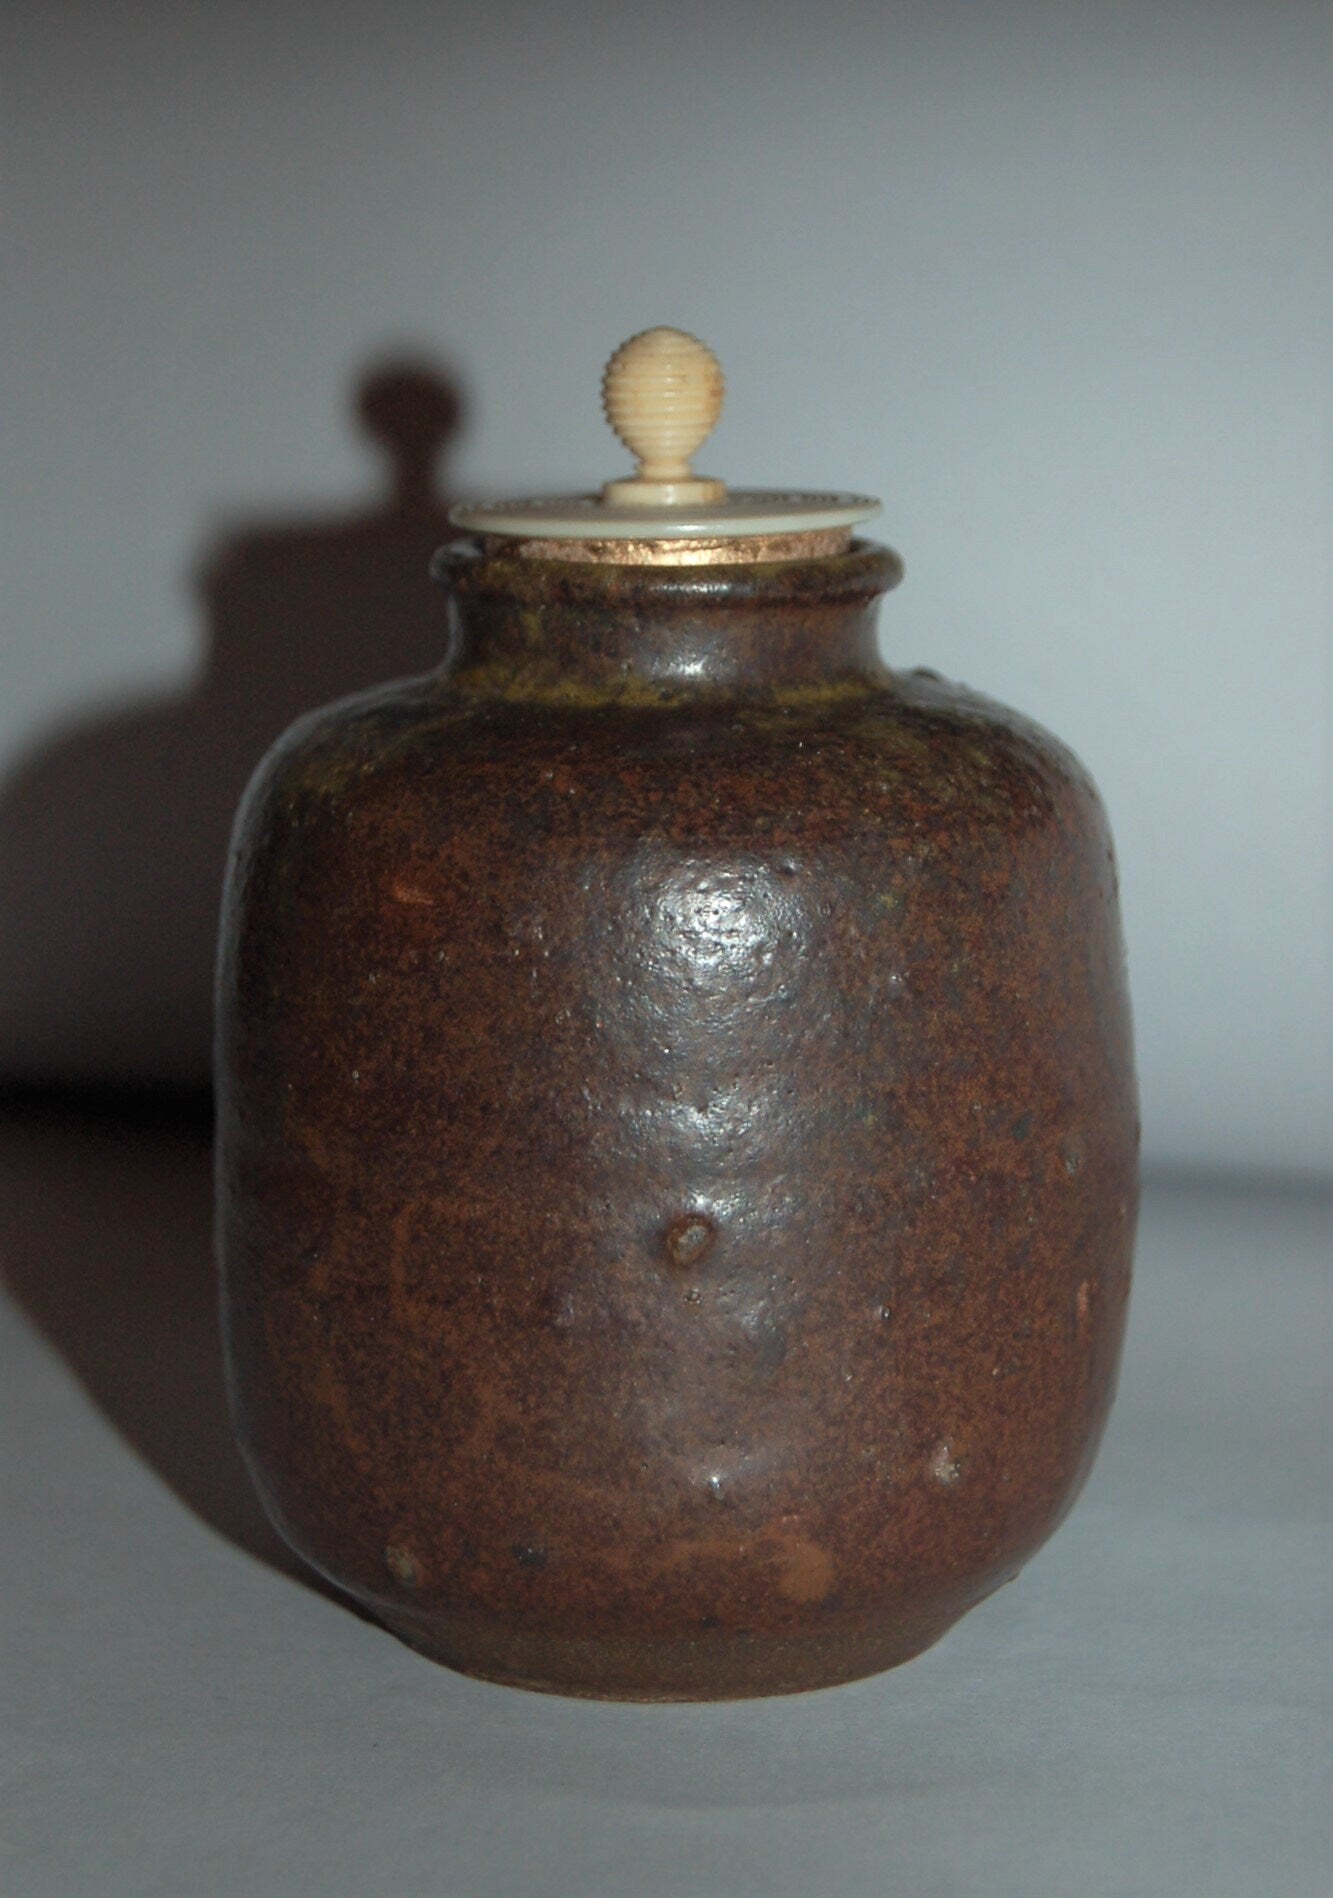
[383,1544,421,1588]
[776,1536,836,1605]
[546,1287,578,1330]
[665,1213,715,1270]
[390,876,436,907]
[931,1443,962,1485]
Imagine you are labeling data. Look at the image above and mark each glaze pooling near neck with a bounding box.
[436,538,904,700]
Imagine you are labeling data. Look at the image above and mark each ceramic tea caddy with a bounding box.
[216,328,1137,1699]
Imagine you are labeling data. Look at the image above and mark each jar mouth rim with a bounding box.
[433,536,903,605]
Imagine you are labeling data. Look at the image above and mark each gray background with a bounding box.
[1,0,1328,1175]
[1,8,1328,1893]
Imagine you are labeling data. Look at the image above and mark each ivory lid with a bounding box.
[449,327,881,558]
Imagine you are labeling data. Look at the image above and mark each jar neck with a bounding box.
[435,539,902,699]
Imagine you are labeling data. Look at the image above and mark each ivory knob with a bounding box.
[600,327,727,508]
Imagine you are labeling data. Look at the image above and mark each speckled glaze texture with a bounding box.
[216,540,1137,1699]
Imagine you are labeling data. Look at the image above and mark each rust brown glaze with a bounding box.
[215,540,1137,1699]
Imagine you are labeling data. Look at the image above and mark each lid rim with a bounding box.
[448,489,882,542]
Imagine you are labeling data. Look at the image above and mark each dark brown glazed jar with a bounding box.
[216,330,1137,1699]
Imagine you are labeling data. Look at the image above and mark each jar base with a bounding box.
[375,1603,962,1701]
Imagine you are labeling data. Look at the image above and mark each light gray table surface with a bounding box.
[2,1111,1328,1898]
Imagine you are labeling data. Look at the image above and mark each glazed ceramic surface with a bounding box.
[216,541,1137,1698]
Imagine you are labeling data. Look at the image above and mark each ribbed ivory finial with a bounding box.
[600,327,727,508]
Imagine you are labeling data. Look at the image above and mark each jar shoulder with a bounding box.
[231,665,1109,872]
